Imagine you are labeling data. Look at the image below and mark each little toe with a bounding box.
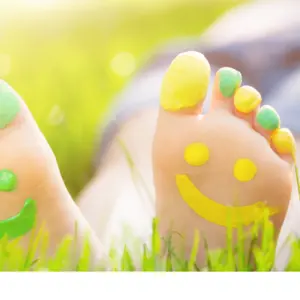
[271,128,296,164]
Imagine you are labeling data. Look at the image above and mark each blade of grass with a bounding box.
[77,234,92,271]
[109,244,119,271]
[23,222,48,271]
[226,213,235,271]
[141,243,154,271]
[47,235,74,271]
[236,222,246,271]
[188,229,200,271]
[117,138,154,207]
[151,218,161,271]
[33,226,50,271]
[0,235,9,271]
[121,246,135,271]
[6,238,26,271]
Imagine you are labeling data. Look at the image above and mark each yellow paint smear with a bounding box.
[176,174,278,228]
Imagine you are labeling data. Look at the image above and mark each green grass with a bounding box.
[0,215,299,272]
[0,0,244,196]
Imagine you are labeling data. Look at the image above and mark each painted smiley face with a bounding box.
[0,199,37,240]
[176,143,279,228]
[0,170,37,240]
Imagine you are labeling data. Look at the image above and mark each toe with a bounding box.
[233,85,262,125]
[0,80,21,129]
[255,105,281,139]
[211,67,242,111]
[271,128,296,164]
[160,51,211,114]
[234,85,262,115]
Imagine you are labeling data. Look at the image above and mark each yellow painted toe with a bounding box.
[271,128,296,157]
[234,86,262,114]
[160,51,211,111]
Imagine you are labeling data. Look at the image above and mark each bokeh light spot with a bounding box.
[110,52,136,77]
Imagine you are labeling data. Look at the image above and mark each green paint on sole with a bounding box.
[0,199,37,240]
[0,170,17,192]
[219,67,242,98]
[256,105,280,131]
[0,80,21,129]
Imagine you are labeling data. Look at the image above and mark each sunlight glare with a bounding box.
[22,0,60,8]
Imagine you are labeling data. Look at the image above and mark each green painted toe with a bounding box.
[218,67,242,98]
[256,105,280,131]
[0,80,20,129]
[0,170,17,192]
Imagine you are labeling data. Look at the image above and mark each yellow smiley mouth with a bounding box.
[176,174,279,228]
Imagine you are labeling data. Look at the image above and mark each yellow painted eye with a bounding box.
[234,159,257,182]
[184,143,210,166]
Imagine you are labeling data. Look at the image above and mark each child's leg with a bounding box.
[77,109,157,256]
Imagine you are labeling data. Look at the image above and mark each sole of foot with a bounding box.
[153,51,295,267]
[0,80,105,269]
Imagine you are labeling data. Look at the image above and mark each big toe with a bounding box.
[160,51,211,114]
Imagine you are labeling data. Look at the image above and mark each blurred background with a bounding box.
[0,0,245,196]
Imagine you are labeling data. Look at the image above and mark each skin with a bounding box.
[153,52,294,265]
[0,80,106,269]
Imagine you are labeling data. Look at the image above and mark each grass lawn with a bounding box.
[0,215,299,271]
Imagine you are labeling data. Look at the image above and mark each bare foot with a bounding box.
[0,80,105,268]
[153,51,295,265]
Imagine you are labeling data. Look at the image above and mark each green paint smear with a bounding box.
[0,80,21,129]
[256,105,280,131]
[0,170,17,192]
[0,199,37,240]
[219,67,242,98]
